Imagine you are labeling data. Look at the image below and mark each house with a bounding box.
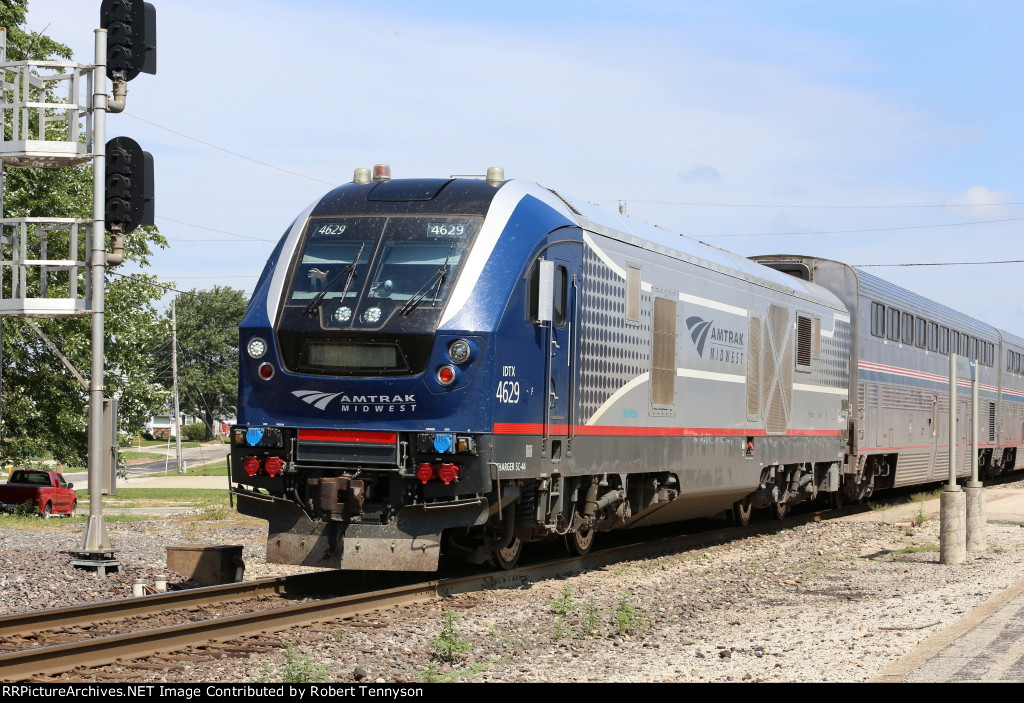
[144,412,200,440]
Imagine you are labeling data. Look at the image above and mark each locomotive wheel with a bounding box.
[565,526,595,556]
[732,499,753,527]
[491,538,523,570]
[771,501,788,520]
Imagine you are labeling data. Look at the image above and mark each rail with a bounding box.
[0,504,862,681]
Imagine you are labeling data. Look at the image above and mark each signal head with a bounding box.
[101,0,157,81]
[105,136,154,234]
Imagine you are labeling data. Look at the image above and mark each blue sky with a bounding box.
[25,0,1024,331]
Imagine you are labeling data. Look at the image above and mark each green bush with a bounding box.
[182,422,207,442]
[431,611,472,663]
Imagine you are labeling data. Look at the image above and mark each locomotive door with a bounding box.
[928,395,939,478]
[544,242,581,461]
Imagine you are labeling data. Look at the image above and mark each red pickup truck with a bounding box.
[0,469,77,517]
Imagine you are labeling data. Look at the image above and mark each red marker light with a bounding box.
[416,463,435,484]
[243,456,261,476]
[438,463,460,485]
[437,365,456,385]
[258,362,275,380]
[264,456,284,477]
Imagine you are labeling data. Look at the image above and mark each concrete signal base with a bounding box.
[965,483,987,552]
[940,486,967,565]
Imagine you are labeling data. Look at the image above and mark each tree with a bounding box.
[163,286,249,439]
[0,1,170,466]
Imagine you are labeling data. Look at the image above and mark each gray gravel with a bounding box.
[4,483,1024,683]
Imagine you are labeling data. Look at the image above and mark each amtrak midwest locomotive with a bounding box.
[229,165,1024,571]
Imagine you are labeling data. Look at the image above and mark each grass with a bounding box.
[187,459,229,476]
[863,544,940,561]
[580,597,600,637]
[431,611,472,663]
[121,452,172,462]
[259,642,332,683]
[548,585,576,616]
[134,439,207,449]
[79,487,229,504]
[613,593,650,636]
[115,459,229,480]
[421,660,503,684]
[0,512,152,527]
[487,625,532,652]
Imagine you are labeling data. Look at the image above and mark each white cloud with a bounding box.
[947,185,1014,219]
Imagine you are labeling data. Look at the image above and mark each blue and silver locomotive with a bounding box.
[230,165,857,570]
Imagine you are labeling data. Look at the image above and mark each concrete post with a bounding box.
[940,488,967,565]
[966,360,986,552]
[940,353,966,565]
[965,484,986,552]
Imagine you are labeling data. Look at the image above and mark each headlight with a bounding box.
[247,337,267,359]
[332,306,352,323]
[362,306,382,324]
[448,339,471,364]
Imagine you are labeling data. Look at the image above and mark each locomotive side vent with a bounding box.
[746,315,762,420]
[763,304,793,434]
[796,314,813,367]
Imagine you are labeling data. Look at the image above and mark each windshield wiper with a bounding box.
[400,247,453,316]
[304,243,365,317]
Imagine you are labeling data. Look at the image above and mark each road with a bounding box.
[118,442,228,478]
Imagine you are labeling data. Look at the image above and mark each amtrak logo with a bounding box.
[292,390,418,413]
[685,316,745,364]
[293,390,343,410]
[686,317,714,356]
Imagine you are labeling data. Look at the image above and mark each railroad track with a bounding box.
[0,504,862,682]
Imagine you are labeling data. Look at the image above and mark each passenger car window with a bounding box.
[887,308,901,342]
[871,302,885,337]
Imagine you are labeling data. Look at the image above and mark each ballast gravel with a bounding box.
[3,480,1024,684]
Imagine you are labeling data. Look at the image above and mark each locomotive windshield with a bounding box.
[277,214,482,376]
[285,216,478,326]
[288,218,379,307]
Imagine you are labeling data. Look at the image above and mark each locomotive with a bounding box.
[229,165,1021,571]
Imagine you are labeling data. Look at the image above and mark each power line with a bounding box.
[117,113,1024,271]
[109,271,255,293]
[857,260,1024,268]
[704,216,1024,237]
[156,216,278,243]
[126,113,338,187]
[109,271,183,294]
[624,199,1024,209]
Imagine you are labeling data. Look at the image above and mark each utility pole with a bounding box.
[171,299,183,474]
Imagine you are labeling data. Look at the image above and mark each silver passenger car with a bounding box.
[753,255,1023,500]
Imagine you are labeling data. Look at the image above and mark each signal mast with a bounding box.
[0,0,155,573]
